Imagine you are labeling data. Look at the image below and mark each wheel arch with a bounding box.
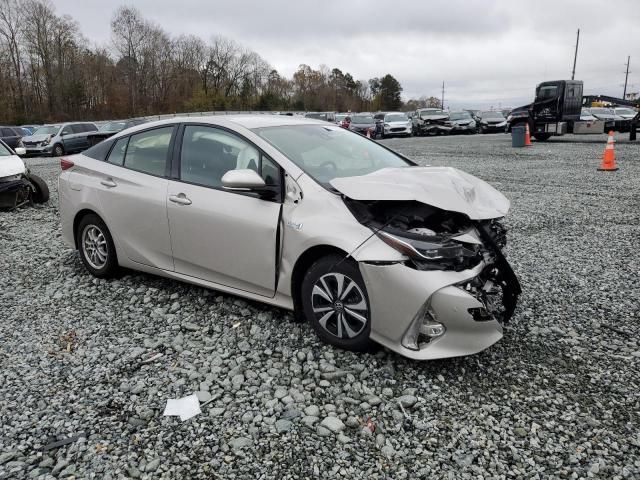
[290,244,350,320]
[73,208,103,249]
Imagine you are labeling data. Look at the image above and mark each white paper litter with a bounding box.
[163,394,201,421]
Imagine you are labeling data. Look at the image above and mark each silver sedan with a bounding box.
[58,115,520,360]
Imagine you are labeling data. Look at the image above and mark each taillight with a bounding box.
[60,158,74,170]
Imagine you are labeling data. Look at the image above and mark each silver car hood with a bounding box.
[22,134,50,142]
[330,166,510,220]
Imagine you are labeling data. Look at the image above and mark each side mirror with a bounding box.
[60,131,66,136]
[14,147,26,156]
[222,169,266,191]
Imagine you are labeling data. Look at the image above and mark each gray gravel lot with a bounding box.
[1,133,639,479]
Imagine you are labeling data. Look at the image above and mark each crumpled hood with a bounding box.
[330,166,510,220]
[22,134,50,143]
[0,154,26,178]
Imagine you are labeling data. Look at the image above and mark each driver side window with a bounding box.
[61,126,73,135]
[180,125,280,191]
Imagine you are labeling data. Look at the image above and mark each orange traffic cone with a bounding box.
[524,123,532,146]
[598,131,619,171]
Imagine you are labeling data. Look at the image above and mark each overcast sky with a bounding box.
[52,0,639,109]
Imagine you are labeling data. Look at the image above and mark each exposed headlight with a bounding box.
[377,231,477,268]
[384,123,390,127]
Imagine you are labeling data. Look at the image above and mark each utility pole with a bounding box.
[623,56,631,99]
[441,81,445,110]
[571,28,580,80]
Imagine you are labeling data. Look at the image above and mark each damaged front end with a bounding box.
[0,175,34,210]
[346,198,521,334]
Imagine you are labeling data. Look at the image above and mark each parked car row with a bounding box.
[0,118,151,157]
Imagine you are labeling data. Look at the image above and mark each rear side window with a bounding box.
[84,138,115,161]
[84,124,98,132]
[124,127,173,176]
[108,137,128,166]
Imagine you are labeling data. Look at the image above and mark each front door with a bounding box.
[167,124,282,297]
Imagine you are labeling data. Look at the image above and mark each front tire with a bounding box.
[76,214,118,278]
[52,144,64,157]
[532,132,552,141]
[301,254,372,352]
[28,174,49,204]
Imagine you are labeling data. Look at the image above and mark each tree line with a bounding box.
[0,1,439,124]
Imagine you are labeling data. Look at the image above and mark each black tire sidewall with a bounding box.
[76,214,118,278]
[28,174,49,204]
[53,144,64,157]
[301,254,372,352]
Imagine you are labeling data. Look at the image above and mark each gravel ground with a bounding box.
[1,133,639,479]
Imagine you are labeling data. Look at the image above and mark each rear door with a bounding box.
[166,124,282,296]
[92,126,176,271]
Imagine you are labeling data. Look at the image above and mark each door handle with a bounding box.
[100,178,117,188]
[169,194,192,206]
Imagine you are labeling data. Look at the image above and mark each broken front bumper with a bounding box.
[0,177,32,209]
[359,248,520,360]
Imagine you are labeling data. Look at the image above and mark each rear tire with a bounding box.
[76,214,118,278]
[301,254,372,352]
[28,174,49,204]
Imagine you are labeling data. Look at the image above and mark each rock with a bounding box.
[209,407,225,417]
[275,419,292,433]
[514,427,528,438]
[397,395,417,408]
[316,426,331,437]
[0,452,17,465]
[238,340,251,352]
[182,322,200,331]
[145,458,160,472]
[304,405,320,417]
[196,390,212,402]
[320,416,345,433]
[301,416,319,428]
[229,437,253,450]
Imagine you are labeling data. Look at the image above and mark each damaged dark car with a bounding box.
[0,140,49,210]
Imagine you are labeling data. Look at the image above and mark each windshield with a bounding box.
[0,142,12,156]
[590,108,612,115]
[581,108,592,115]
[100,122,126,132]
[449,112,471,121]
[385,114,408,122]
[254,125,411,185]
[615,108,635,115]
[351,115,374,124]
[33,125,60,136]
[480,111,504,119]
